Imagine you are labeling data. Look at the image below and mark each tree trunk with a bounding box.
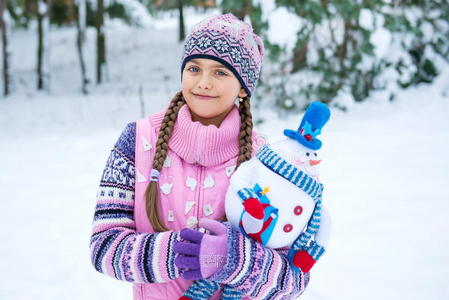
[76,0,88,94]
[96,0,105,84]
[1,0,12,96]
[37,0,50,91]
[178,0,185,42]
[291,38,308,74]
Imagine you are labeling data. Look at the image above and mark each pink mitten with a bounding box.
[174,218,228,280]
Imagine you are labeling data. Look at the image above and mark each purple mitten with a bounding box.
[173,218,228,280]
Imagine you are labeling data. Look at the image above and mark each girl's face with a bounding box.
[182,58,248,126]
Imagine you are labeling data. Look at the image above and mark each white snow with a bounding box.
[1,9,449,300]
[359,9,374,31]
[38,0,47,15]
[77,0,87,32]
[370,26,391,58]
[267,7,303,51]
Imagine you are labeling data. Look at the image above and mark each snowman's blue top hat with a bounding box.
[283,101,331,150]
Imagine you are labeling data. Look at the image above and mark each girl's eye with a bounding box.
[186,67,227,76]
[216,70,228,76]
[187,66,199,72]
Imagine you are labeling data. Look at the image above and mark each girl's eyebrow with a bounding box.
[188,59,225,69]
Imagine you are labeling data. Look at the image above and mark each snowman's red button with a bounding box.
[283,224,293,233]
[294,205,303,216]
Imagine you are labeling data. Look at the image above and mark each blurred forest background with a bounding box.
[1,0,448,111]
[1,1,449,300]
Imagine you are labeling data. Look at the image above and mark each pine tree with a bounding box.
[254,0,449,109]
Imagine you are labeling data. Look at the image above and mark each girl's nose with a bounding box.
[197,75,212,89]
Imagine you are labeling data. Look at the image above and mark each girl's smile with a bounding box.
[192,93,218,100]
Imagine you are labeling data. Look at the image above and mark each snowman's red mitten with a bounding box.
[293,241,325,273]
[293,251,315,273]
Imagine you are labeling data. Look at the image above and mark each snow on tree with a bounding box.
[249,0,449,111]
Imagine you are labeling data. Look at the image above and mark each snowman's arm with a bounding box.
[304,206,331,262]
[291,206,331,272]
[315,206,331,247]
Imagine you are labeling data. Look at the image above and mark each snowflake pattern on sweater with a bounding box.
[90,122,180,283]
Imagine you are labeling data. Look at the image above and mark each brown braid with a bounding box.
[145,91,185,232]
[236,96,253,169]
[218,97,253,223]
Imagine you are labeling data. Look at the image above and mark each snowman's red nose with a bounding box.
[309,160,321,166]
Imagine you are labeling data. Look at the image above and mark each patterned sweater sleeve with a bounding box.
[209,224,310,299]
[89,122,180,283]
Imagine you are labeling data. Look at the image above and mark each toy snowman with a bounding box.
[225,101,332,272]
[179,102,332,300]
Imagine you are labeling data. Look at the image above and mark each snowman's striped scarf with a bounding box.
[256,144,323,202]
[256,144,324,258]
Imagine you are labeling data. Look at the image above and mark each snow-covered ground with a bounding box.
[1,9,449,300]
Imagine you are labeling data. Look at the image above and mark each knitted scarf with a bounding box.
[255,144,323,256]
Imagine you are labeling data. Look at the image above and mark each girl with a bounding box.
[89,13,310,300]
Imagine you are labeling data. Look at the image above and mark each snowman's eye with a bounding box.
[306,153,310,157]
[314,153,317,157]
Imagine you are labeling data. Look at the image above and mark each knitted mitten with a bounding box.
[174,219,228,280]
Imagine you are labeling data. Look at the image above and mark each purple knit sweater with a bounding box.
[89,122,310,298]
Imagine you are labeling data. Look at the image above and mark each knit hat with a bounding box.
[180,13,265,97]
